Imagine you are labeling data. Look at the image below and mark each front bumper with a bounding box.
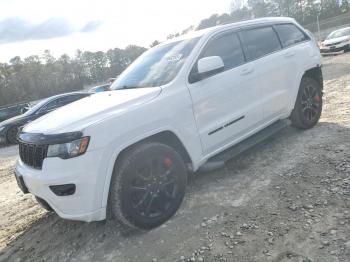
[320,43,350,53]
[15,149,107,222]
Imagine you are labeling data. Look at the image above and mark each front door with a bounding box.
[187,31,263,155]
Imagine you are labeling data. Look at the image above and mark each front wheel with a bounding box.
[290,77,323,129]
[109,142,187,230]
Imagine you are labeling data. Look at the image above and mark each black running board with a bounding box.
[199,119,290,172]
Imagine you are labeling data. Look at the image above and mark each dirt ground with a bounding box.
[1,53,350,262]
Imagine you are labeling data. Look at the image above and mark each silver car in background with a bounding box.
[320,27,350,53]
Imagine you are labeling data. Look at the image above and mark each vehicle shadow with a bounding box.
[0,121,348,262]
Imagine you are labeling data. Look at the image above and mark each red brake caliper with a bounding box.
[164,158,172,169]
[313,95,321,103]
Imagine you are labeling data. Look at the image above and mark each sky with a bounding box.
[0,0,232,63]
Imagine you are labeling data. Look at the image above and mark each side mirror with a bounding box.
[197,56,224,76]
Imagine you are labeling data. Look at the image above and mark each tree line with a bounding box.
[0,46,146,106]
[1,0,349,106]
[171,0,349,34]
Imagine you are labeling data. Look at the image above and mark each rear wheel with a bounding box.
[290,77,323,129]
[6,126,19,144]
[109,142,187,230]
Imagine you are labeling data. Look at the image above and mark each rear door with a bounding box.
[187,31,262,155]
[239,26,287,121]
[274,23,311,111]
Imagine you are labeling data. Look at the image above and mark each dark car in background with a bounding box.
[0,103,30,123]
[0,92,91,144]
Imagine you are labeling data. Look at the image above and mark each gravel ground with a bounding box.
[0,53,350,262]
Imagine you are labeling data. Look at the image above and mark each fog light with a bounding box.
[49,184,76,196]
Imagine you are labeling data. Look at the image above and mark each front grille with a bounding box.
[19,143,48,169]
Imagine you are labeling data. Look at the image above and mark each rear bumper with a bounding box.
[15,149,107,222]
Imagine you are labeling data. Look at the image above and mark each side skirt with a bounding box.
[198,119,290,172]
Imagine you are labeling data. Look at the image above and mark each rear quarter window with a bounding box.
[239,26,281,61]
[274,24,309,48]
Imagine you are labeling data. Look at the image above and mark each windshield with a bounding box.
[23,99,48,115]
[111,37,200,89]
[326,28,350,39]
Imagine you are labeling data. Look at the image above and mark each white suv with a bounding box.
[15,17,323,230]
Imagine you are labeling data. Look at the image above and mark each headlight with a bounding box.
[47,137,90,159]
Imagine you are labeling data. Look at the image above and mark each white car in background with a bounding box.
[320,27,350,53]
[14,17,323,230]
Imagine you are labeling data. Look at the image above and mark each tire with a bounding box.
[109,142,188,230]
[6,126,19,144]
[290,77,323,129]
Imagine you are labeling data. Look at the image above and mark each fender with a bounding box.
[289,63,322,112]
[100,126,201,209]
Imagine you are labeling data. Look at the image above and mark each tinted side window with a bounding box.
[240,26,281,61]
[40,100,58,112]
[199,33,245,70]
[59,95,83,105]
[274,24,308,48]
[189,32,245,83]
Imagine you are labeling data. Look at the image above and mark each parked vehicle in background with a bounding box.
[15,17,323,230]
[0,102,29,123]
[89,84,111,93]
[0,92,91,144]
[20,100,43,114]
[320,27,350,53]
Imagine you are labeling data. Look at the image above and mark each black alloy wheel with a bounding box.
[110,142,187,230]
[300,83,322,123]
[290,77,323,129]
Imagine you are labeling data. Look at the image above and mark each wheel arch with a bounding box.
[289,65,323,112]
[114,130,193,167]
[101,129,194,209]
[302,66,323,90]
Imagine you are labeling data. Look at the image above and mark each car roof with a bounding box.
[331,27,350,34]
[162,17,296,45]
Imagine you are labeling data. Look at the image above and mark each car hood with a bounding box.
[23,87,161,134]
[323,35,350,45]
[0,114,30,129]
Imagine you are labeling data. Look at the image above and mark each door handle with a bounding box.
[284,51,295,58]
[240,67,254,76]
